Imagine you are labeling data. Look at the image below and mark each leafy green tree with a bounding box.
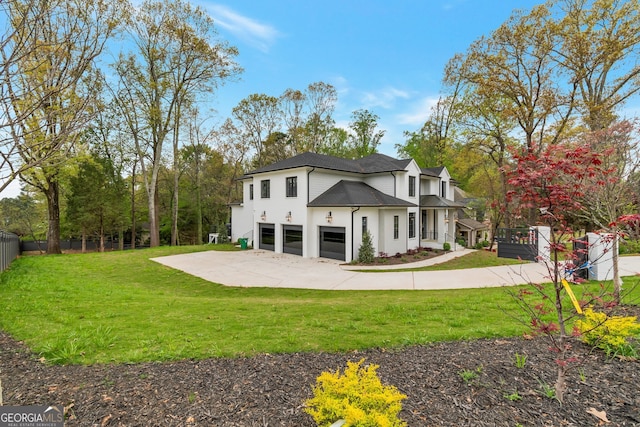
[357,230,375,264]
[3,0,121,253]
[232,94,281,169]
[113,0,240,247]
[301,82,337,153]
[347,109,385,158]
[66,153,127,252]
[0,193,46,243]
[551,0,640,131]
[445,4,574,154]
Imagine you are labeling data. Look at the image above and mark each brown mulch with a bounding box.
[2,318,640,427]
[353,248,448,266]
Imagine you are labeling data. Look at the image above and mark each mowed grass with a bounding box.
[0,245,638,365]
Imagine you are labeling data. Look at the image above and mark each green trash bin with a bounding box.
[239,238,248,249]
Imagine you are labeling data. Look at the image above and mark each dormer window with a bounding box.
[409,176,416,197]
[441,181,447,198]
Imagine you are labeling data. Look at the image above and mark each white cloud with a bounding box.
[207,4,281,53]
[396,96,440,127]
[360,87,410,110]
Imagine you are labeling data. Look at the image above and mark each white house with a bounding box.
[230,152,464,262]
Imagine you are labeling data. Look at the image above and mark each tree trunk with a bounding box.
[171,101,182,246]
[148,191,159,247]
[81,230,86,253]
[99,216,105,253]
[130,164,137,250]
[148,182,160,247]
[195,171,203,245]
[45,178,61,254]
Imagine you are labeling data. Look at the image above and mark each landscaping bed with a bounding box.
[2,308,639,427]
[351,247,447,266]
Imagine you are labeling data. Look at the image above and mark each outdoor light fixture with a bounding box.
[261,211,266,221]
[326,211,333,223]
[285,211,292,222]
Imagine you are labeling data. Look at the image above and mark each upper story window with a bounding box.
[441,181,447,198]
[249,184,254,200]
[409,176,416,197]
[261,179,270,198]
[286,177,297,197]
[393,215,399,239]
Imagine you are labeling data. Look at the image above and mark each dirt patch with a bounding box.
[2,311,640,427]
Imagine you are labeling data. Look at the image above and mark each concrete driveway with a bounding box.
[151,249,640,291]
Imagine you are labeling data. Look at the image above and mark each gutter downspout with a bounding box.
[351,206,361,261]
[390,172,396,197]
[307,167,315,205]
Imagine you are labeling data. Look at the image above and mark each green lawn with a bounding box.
[0,245,638,365]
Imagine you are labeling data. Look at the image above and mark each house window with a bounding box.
[286,177,297,197]
[409,176,416,197]
[249,184,254,200]
[393,215,399,239]
[421,210,428,239]
[261,180,270,198]
[409,212,415,238]
[362,216,367,234]
[441,181,447,198]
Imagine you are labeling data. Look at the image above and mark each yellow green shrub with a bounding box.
[304,358,407,427]
[576,307,640,350]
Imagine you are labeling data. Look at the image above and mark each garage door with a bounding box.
[259,223,275,251]
[319,226,345,261]
[283,225,303,256]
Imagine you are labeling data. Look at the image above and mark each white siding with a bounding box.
[308,170,356,201]
[379,209,407,256]
[244,169,309,254]
[353,207,380,259]
[364,174,395,197]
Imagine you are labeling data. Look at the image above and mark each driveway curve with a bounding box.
[152,249,640,291]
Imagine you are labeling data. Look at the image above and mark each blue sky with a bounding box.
[197,0,544,155]
[2,0,544,199]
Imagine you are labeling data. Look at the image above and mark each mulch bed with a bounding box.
[2,312,640,427]
[352,248,448,266]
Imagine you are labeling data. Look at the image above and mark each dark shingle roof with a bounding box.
[245,152,411,176]
[420,195,465,208]
[308,180,417,207]
[421,166,445,177]
[457,217,489,231]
